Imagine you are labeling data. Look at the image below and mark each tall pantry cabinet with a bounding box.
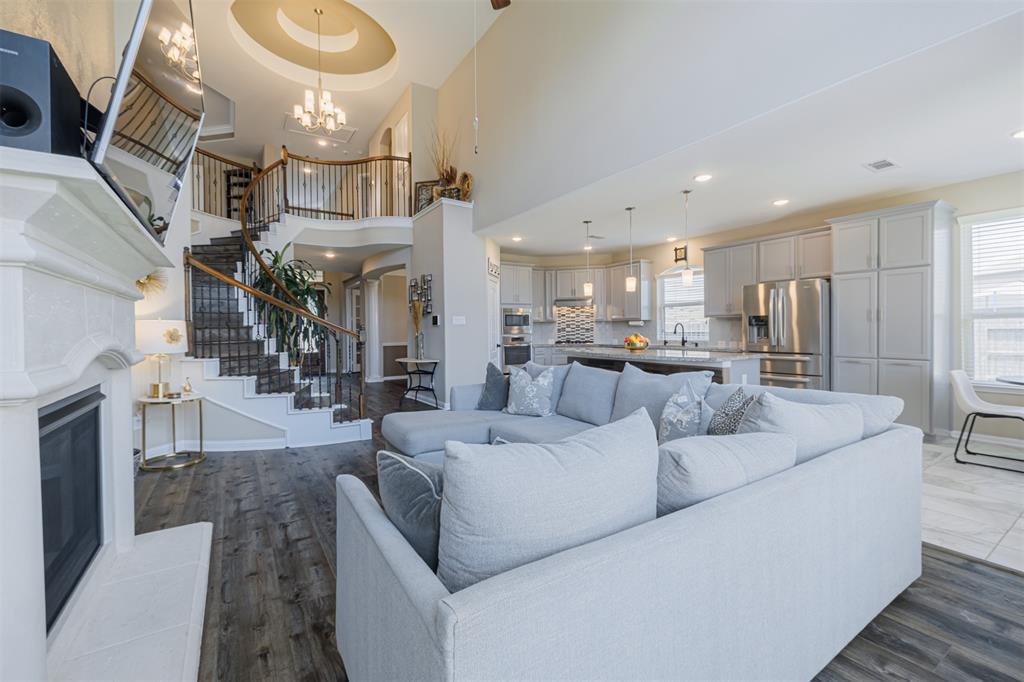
[828,201,954,434]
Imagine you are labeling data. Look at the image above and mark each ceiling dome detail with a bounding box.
[229,0,396,76]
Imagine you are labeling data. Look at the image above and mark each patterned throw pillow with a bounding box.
[658,382,703,444]
[707,387,754,435]
[506,366,555,416]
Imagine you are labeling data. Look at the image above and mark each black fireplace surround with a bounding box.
[38,386,104,630]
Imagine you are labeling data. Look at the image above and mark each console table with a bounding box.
[396,358,440,408]
[138,393,206,471]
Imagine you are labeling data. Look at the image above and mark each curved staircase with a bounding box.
[178,148,387,448]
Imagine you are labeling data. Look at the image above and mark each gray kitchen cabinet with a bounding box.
[831,218,878,274]
[832,271,878,358]
[531,268,548,321]
[797,230,832,278]
[758,236,796,283]
[704,244,757,316]
[607,264,626,319]
[878,359,931,432]
[880,208,932,269]
[500,264,533,306]
[832,357,878,395]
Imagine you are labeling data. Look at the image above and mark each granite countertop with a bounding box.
[563,345,762,368]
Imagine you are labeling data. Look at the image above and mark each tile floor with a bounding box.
[921,439,1024,572]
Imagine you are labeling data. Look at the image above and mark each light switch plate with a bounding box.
[452,315,467,326]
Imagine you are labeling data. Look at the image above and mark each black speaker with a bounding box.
[0,29,82,157]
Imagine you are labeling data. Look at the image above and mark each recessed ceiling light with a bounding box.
[303,167,312,174]
[583,244,593,251]
[773,199,790,206]
[1013,129,1024,139]
[512,236,522,242]
[666,237,677,242]
[693,174,713,183]
[332,143,338,147]
[324,251,335,258]
[317,139,328,147]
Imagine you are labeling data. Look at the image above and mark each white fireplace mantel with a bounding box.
[0,148,209,681]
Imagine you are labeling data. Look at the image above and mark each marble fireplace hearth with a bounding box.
[0,148,211,680]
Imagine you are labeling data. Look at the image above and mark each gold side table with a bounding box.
[138,393,206,471]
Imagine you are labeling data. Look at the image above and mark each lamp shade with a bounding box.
[135,319,188,355]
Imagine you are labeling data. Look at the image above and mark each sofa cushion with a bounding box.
[610,363,714,427]
[525,361,571,411]
[556,362,622,426]
[476,362,509,410]
[376,451,443,569]
[489,414,593,444]
[507,366,556,416]
[705,383,902,438]
[382,409,531,456]
[436,409,659,592]
[707,387,755,435]
[736,392,863,463]
[657,433,797,515]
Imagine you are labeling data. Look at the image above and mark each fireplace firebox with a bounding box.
[38,387,105,630]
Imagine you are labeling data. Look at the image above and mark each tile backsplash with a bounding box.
[554,305,596,343]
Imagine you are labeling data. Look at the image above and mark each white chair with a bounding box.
[950,370,1024,472]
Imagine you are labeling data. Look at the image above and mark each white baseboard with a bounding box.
[141,437,287,456]
[942,428,1024,450]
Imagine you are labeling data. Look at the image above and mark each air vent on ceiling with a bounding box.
[863,159,899,173]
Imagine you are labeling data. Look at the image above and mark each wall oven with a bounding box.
[502,308,532,335]
[502,334,532,370]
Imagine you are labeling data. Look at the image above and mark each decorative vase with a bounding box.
[416,332,425,360]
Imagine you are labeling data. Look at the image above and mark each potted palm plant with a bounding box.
[252,242,329,362]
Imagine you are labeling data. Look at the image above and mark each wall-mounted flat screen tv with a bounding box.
[90,0,204,242]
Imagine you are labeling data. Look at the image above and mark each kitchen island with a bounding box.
[566,346,761,385]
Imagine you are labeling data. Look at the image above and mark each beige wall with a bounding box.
[380,272,407,344]
[3,0,117,94]
[369,83,438,187]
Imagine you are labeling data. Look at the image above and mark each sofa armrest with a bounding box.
[435,425,922,681]
[449,383,485,411]
[335,475,450,681]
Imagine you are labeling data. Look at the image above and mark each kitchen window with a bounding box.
[959,209,1024,382]
[657,273,709,342]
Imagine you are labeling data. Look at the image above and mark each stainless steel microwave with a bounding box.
[502,308,532,333]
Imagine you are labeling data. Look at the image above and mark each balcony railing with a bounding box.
[191,145,412,222]
[191,148,258,220]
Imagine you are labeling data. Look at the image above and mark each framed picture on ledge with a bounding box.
[415,180,440,213]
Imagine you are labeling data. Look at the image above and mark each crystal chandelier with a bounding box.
[293,8,346,134]
[157,22,199,82]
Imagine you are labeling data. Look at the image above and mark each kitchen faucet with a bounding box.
[673,322,687,348]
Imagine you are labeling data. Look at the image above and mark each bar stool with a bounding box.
[949,370,1024,473]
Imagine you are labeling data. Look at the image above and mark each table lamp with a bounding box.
[136,319,188,398]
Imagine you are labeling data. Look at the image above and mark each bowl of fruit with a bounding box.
[624,334,649,351]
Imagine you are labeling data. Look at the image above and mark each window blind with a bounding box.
[961,213,1024,381]
[658,273,709,341]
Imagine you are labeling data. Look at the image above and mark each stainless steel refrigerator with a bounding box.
[742,279,830,390]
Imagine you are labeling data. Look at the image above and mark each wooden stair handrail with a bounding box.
[195,147,260,171]
[185,253,359,339]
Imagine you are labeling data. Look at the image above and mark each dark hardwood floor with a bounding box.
[135,380,1024,681]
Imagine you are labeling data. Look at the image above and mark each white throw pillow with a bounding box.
[506,366,555,416]
[736,392,863,463]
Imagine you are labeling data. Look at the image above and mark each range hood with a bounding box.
[554,297,594,307]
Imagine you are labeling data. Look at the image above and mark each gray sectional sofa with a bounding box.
[340,363,923,681]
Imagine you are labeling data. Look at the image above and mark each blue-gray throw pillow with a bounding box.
[525,361,570,411]
[476,362,509,410]
[736,392,864,463]
[611,363,714,427]
[556,361,621,425]
[376,450,443,569]
[437,409,659,592]
[657,433,797,515]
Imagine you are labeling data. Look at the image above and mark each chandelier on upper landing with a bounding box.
[292,8,346,134]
